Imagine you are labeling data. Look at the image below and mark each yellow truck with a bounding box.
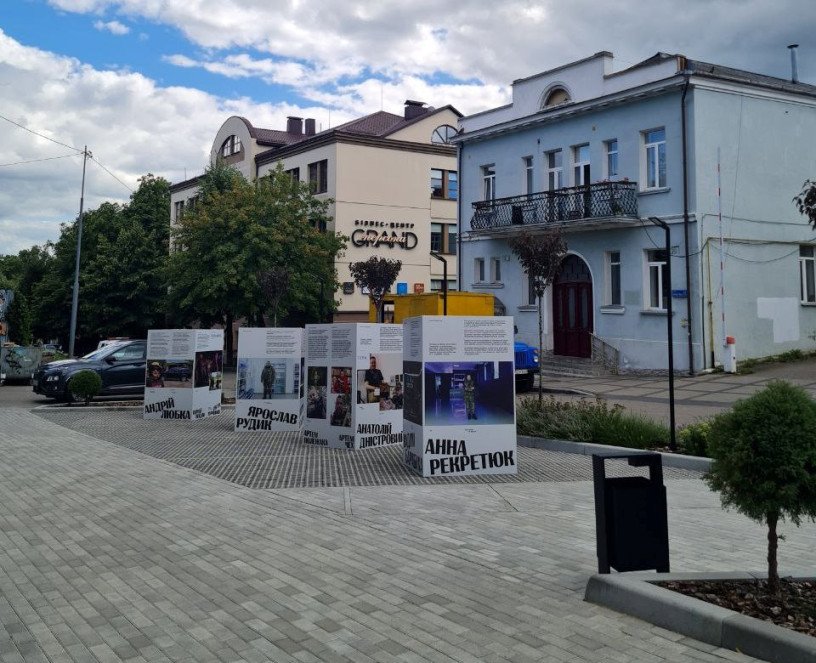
[368,292,539,391]
[368,291,495,323]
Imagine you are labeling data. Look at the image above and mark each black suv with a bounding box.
[33,340,146,402]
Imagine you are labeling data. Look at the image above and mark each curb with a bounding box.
[517,435,711,472]
[585,572,816,663]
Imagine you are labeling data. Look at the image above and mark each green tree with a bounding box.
[168,164,344,361]
[793,179,816,228]
[82,175,170,338]
[349,257,402,323]
[7,291,33,345]
[705,381,816,594]
[509,228,567,403]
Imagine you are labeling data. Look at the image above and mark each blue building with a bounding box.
[457,51,816,373]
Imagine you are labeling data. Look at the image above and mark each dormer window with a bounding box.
[432,125,457,144]
[542,87,571,108]
[220,135,242,157]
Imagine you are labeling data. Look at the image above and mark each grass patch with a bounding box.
[517,397,669,450]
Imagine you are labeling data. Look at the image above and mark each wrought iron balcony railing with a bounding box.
[470,181,638,231]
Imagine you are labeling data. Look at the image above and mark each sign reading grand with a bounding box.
[351,220,417,250]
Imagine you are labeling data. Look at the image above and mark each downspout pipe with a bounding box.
[680,68,694,374]
[456,142,463,291]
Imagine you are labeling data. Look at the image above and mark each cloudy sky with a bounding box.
[1,0,813,254]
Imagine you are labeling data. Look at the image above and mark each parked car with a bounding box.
[33,340,146,402]
[514,341,539,392]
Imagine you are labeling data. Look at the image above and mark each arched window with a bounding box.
[431,125,457,144]
[542,87,571,109]
[220,135,243,157]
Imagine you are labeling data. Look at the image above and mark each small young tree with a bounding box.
[7,291,33,346]
[68,370,102,406]
[349,257,402,322]
[257,266,291,327]
[509,228,567,403]
[704,380,816,595]
[793,179,816,228]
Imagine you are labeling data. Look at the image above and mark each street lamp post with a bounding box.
[430,251,448,315]
[648,216,677,452]
[68,146,91,357]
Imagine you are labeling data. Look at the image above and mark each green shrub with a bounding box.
[778,349,804,362]
[68,370,102,405]
[517,397,669,449]
[677,420,712,457]
[705,381,816,594]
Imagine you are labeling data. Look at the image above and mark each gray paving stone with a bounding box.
[0,407,813,663]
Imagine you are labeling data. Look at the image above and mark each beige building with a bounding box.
[171,101,460,321]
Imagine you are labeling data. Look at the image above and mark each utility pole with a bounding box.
[68,146,91,357]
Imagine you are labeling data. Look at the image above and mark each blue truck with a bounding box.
[514,341,539,392]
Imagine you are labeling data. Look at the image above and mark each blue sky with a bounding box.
[1,0,814,254]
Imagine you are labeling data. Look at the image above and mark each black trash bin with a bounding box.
[592,451,670,574]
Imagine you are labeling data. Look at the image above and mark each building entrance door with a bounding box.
[553,255,593,358]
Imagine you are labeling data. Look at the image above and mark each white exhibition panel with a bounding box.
[304,323,403,449]
[235,328,304,432]
[402,316,517,478]
[144,328,224,421]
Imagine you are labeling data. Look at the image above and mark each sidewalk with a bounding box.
[533,357,816,427]
[1,406,814,662]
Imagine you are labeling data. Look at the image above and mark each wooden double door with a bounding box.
[553,255,593,358]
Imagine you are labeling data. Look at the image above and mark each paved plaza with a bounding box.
[0,404,813,663]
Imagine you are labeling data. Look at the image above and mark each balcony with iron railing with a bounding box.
[470,181,639,231]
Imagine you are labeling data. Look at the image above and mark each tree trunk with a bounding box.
[767,511,780,595]
[225,311,234,367]
[537,292,544,405]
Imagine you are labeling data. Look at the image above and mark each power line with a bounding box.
[0,153,77,168]
[0,114,82,153]
[89,156,134,193]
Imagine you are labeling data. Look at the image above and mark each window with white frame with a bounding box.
[573,144,590,186]
[525,274,538,306]
[173,200,185,220]
[490,257,502,283]
[482,165,496,202]
[605,139,619,179]
[523,156,534,195]
[605,250,622,306]
[220,135,242,157]
[546,150,563,190]
[645,249,669,310]
[643,128,666,189]
[474,258,485,283]
[801,245,816,303]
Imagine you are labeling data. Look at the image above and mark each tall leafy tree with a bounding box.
[349,257,402,322]
[168,163,344,361]
[509,228,567,403]
[28,176,170,353]
[6,291,33,345]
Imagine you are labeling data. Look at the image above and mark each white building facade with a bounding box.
[171,102,461,322]
[457,51,816,372]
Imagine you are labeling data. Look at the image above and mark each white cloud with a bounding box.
[46,0,816,86]
[93,19,130,35]
[0,30,351,254]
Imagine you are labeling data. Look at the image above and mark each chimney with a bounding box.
[286,116,303,134]
[788,44,799,83]
[404,100,428,120]
[304,118,316,136]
